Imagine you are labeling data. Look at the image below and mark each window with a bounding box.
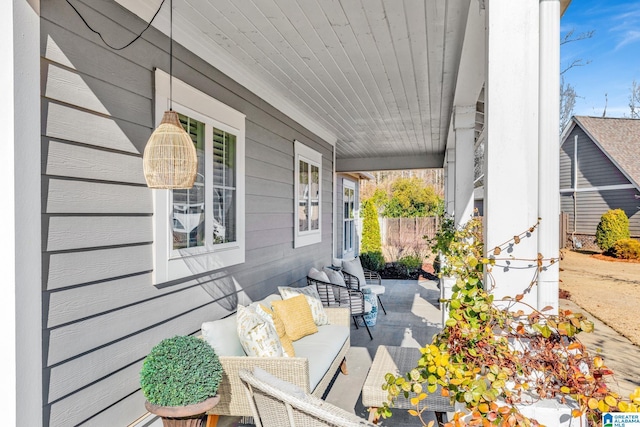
[153,70,245,284]
[294,141,322,248]
[343,180,355,256]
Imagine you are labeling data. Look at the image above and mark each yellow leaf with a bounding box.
[587,398,599,410]
[605,395,617,407]
[411,397,419,406]
[593,356,604,368]
[560,386,571,394]
[571,409,583,418]
[619,401,629,412]
[408,409,419,416]
[598,400,609,412]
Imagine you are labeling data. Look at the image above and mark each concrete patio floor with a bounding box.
[223,276,640,426]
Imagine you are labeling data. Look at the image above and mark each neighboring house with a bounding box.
[560,116,640,248]
[3,0,570,425]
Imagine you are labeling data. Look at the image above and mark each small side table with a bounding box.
[362,345,454,424]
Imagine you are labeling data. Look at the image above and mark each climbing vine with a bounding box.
[380,217,640,426]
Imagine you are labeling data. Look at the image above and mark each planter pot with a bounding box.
[145,395,220,427]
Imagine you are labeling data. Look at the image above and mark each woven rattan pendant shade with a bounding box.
[143,110,197,189]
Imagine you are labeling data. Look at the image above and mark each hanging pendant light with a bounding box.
[143,0,197,189]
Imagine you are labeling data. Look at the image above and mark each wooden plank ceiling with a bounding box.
[122,0,473,170]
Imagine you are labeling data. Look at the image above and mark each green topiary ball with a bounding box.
[140,335,223,407]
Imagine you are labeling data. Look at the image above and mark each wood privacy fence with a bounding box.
[380,217,439,260]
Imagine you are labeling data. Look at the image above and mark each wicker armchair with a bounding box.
[239,368,376,427]
[307,276,373,340]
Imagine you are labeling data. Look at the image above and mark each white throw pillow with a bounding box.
[342,257,367,288]
[278,285,329,326]
[308,267,330,283]
[236,305,283,357]
[323,267,346,287]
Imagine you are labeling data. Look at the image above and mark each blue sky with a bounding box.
[561,0,640,117]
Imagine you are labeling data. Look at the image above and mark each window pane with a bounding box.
[310,164,320,231]
[213,129,236,188]
[212,128,236,244]
[299,160,309,232]
[173,114,205,250]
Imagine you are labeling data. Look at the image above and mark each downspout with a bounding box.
[573,134,578,244]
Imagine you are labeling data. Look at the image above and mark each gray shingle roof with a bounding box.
[573,116,640,189]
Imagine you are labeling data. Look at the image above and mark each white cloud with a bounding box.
[615,30,640,50]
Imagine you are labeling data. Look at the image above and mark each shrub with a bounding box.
[608,238,640,259]
[360,251,385,271]
[397,254,422,271]
[140,335,223,407]
[595,209,630,251]
[361,199,382,253]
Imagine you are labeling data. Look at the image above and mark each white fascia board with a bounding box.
[559,184,638,193]
[559,119,577,146]
[114,0,337,146]
[336,154,445,172]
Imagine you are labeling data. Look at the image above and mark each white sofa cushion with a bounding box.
[201,315,244,356]
[292,324,349,391]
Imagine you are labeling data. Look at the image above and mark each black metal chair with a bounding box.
[306,276,373,340]
[341,269,387,315]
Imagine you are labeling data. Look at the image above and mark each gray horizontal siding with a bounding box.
[41,1,334,426]
[561,127,630,189]
[560,188,640,236]
[560,126,640,238]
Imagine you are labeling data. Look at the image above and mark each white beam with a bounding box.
[1,1,41,425]
[484,0,540,310]
[453,0,486,107]
[335,154,445,172]
[454,106,476,225]
[537,0,560,314]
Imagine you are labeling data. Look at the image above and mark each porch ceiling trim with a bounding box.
[336,154,445,173]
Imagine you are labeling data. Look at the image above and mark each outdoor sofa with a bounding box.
[201,293,351,418]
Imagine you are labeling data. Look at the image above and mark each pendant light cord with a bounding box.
[66,0,166,51]
[170,0,174,111]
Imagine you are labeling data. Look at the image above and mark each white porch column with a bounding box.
[0,0,42,425]
[484,0,540,309]
[454,106,476,226]
[444,147,456,216]
[537,0,560,314]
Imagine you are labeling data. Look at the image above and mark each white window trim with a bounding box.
[343,179,356,257]
[152,69,245,284]
[294,140,322,248]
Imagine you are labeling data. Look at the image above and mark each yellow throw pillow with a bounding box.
[257,304,296,357]
[278,285,329,326]
[271,294,318,341]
